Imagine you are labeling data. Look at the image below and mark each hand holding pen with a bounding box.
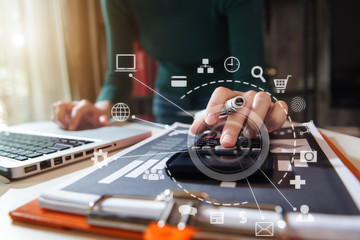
[190,87,288,148]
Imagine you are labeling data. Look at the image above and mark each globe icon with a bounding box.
[111,103,130,122]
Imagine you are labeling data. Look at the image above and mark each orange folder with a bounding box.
[319,131,360,182]
[9,198,197,240]
[9,199,143,239]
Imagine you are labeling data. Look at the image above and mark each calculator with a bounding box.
[189,131,262,156]
[166,130,273,182]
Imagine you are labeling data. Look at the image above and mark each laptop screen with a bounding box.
[116,54,136,70]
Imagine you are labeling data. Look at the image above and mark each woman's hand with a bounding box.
[190,87,288,147]
[51,100,112,131]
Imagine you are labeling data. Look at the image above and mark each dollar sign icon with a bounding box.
[239,210,247,224]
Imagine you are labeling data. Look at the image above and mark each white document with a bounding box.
[37,122,360,240]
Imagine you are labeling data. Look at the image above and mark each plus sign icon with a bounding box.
[290,175,306,189]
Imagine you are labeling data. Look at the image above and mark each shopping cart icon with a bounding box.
[273,75,291,93]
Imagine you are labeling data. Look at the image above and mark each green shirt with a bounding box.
[97,0,270,105]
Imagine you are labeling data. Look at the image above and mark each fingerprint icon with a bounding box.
[291,97,306,112]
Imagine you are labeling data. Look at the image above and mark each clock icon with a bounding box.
[224,56,240,73]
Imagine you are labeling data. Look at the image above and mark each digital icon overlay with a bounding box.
[290,175,306,189]
[210,212,224,224]
[291,96,306,112]
[239,210,247,224]
[251,66,266,83]
[171,76,187,87]
[224,56,240,73]
[273,75,291,93]
[300,151,317,163]
[255,222,274,237]
[300,120,313,135]
[111,103,130,122]
[115,54,137,72]
[91,149,109,168]
[155,189,173,201]
[197,58,214,74]
[142,169,165,181]
[128,65,301,216]
[296,205,315,222]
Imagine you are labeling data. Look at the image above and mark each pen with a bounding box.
[220,96,245,116]
[194,96,245,120]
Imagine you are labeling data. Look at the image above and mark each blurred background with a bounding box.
[0,0,359,136]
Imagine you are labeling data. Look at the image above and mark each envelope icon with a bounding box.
[255,222,274,237]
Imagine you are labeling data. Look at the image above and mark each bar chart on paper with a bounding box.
[61,124,360,215]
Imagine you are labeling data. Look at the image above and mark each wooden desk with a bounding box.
[0,123,359,240]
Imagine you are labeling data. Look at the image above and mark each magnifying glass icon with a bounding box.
[251,66,266,83]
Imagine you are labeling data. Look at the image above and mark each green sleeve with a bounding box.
[96,0,134,104]
[222,0,272,93]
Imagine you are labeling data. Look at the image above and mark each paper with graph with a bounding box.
[39,122,360,216]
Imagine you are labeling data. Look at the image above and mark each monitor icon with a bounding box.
[115,54,137,72]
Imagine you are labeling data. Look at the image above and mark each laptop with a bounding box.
[0,121,151,181]
[115,54,137,72]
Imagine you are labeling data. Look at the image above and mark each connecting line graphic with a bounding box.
[246,178,265,220]
[129,73,295,211]
[129,73,194,118]
[259,169,297,211]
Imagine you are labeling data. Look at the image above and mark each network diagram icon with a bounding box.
[111,103,130,122]
[197,58,214,74]
[143,169,165,181]
[91,149,109,168]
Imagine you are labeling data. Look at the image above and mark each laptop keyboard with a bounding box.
[0,132,94,161]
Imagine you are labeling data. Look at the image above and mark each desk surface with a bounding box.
[0,122,359,240]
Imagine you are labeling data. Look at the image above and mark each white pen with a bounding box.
[220,96,245,116]
[194,96,245,120]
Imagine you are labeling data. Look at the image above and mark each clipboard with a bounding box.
[9,199,142,239]
[10,190,285,240]
[9,188,360,240]
[319,131,360,181]
[9,128,360,240]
